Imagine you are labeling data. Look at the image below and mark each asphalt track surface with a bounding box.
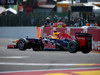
[0,38,100,75]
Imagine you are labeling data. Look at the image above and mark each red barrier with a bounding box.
[56,28,67,33]
[42,27,53,37]
[69,28,83,39]
[70,28,83,36]
[42,27,67,37]
[88,28,100,41]
[87,28,100,50]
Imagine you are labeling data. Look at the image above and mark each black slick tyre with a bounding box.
[68,41,78,53]
[17,39,27,51]
[81,46,91,54]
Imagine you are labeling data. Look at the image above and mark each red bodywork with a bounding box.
[7,45,17,49]
[75,37,86,48]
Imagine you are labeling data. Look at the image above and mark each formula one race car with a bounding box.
[7,32,92,54]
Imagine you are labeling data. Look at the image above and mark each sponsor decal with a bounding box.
[92,41,100,50]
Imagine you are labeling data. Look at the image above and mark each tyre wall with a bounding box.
[42,27,100,51]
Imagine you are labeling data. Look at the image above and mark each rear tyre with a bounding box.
[81,46,91,54]
[17,39,27,51]
[32,45,44,51]
[68,41,77,53]
[32,43,44,51]
[32,46,40,51]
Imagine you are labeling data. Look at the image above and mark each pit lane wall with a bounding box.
[0,27,37,38]
[41,27,100,51]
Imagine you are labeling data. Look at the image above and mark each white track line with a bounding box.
[0,62,99,66]
[0,62,77,66]
[0,56,29,59]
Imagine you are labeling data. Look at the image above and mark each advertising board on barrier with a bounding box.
[92,41,100,51]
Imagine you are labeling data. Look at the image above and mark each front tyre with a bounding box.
[17,39,27,51]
